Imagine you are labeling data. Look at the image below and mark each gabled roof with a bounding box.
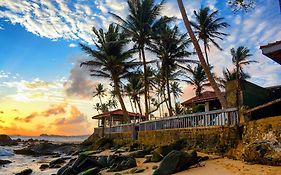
[92,109,145,120]
[181,91,220,106]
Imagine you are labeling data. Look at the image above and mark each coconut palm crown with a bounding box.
[80,24,138,121]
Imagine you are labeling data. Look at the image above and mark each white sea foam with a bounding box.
[0,148,14,156]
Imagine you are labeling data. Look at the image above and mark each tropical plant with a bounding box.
[227,0,255,13]
[111,0,166,119]
[176,0,227,108]
[171,82,183,108]
[219,68,250,88]
[185,64,210,96]
[190,7,229,65]
[230,46,255,80]
[93,83,106,105]
[148,21,193,116]
[80,24,137,122]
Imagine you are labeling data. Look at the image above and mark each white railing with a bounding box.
[139,108,238,131]
[95,108,238,134]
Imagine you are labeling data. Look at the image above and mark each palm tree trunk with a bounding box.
[129,97,134,113]
[204,42,210,65]
[141,47,149,120]
[177,0,227,109]
[137,99,142,116]
[113,77,130,122]
[166,69,173,116]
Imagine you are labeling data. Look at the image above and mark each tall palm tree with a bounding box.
[170,82,183,108]
[219,68,250,88]
[148,23,193,116]
[111,0,166,119]
[93,83,106,105]
[230,46,255,108]
[126,73,144,115]
[190,7,229,65]
[185,64,210,96]
[80,24,137,122]
[177,0,227,108]
[230,46,255,80]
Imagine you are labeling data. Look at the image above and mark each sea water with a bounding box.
[0,135,88,175]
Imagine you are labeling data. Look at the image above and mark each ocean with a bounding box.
[0,135,89,175]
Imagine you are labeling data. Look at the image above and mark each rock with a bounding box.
[15,168,33,175]
[108,157,137,172]
[77,167,100,175]
[0,159,12,165]
[143,155,153,163]
[130,167,145,173]
[39,164,49,170]
[153,150,198,175]
[73,155,102,173]
[49,158,66,168]
[95,137,114,150]
[243,140,281,166]
[129,149,151,158]
[151,139,187,162]
[0,148,14,156]
[14,142,78,156]
[152,165,158,170]
[0,134,17,146]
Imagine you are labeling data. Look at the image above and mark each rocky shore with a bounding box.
[1,134,281,175]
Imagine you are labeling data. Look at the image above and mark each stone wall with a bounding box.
[137,126,241,154]
[243,116,281,144]
[105,132,132,146]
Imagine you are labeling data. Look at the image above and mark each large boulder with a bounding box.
[49,158,66,168]
[78,167,100,175]
[0,135,17,146]
[129,149,152,158]
[15,168,33,175]
[153,150,198,175]
[151,139,187,162]
[0,159,12,165]
[243,140,281,166]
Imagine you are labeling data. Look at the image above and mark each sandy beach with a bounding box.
[100,151,281,175]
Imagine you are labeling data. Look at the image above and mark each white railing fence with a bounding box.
[96,108,238,134]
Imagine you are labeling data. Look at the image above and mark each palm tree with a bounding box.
[219,68,250,88]
[176,0,227,108]
[126,73,144,115]
[190,7,229,65]
[111,0,166,119]
[148,22,193,116]
[93,83,106,105]
[80,24,137,122]
[227,0,255,13]
[171,82,183,108]
[230,46,255,80]
[230,46,255,108]
[185,64,210,96]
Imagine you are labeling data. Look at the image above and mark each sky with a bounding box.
[0,0,280,136]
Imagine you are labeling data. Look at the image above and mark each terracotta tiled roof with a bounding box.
[92,109,144,119]
[181,91,221,106]
[260,40,281,49]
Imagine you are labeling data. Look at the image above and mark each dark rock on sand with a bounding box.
[153,150,198,175]
[129,149,152,158]
[107,157,137,172]
[243,140,281,166]
[39,164,49,170]
[15,168,33,175]
[14,142,78,156]
[151,139,187,162]
[49,158,66,168]
[0,159,12,165]
[77,167,100,175]
[0,134,17,146]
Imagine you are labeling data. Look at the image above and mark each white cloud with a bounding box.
[69,43,77,48]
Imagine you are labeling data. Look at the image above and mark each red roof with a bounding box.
[181,91,220,106]
[260,40,281,49]
[92,109,145,120]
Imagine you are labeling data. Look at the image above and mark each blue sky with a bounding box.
[0,0,280,135]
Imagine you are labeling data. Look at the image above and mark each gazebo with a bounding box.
[92,109,146,128]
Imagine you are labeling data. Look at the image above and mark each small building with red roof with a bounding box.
[181,91,223,112]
